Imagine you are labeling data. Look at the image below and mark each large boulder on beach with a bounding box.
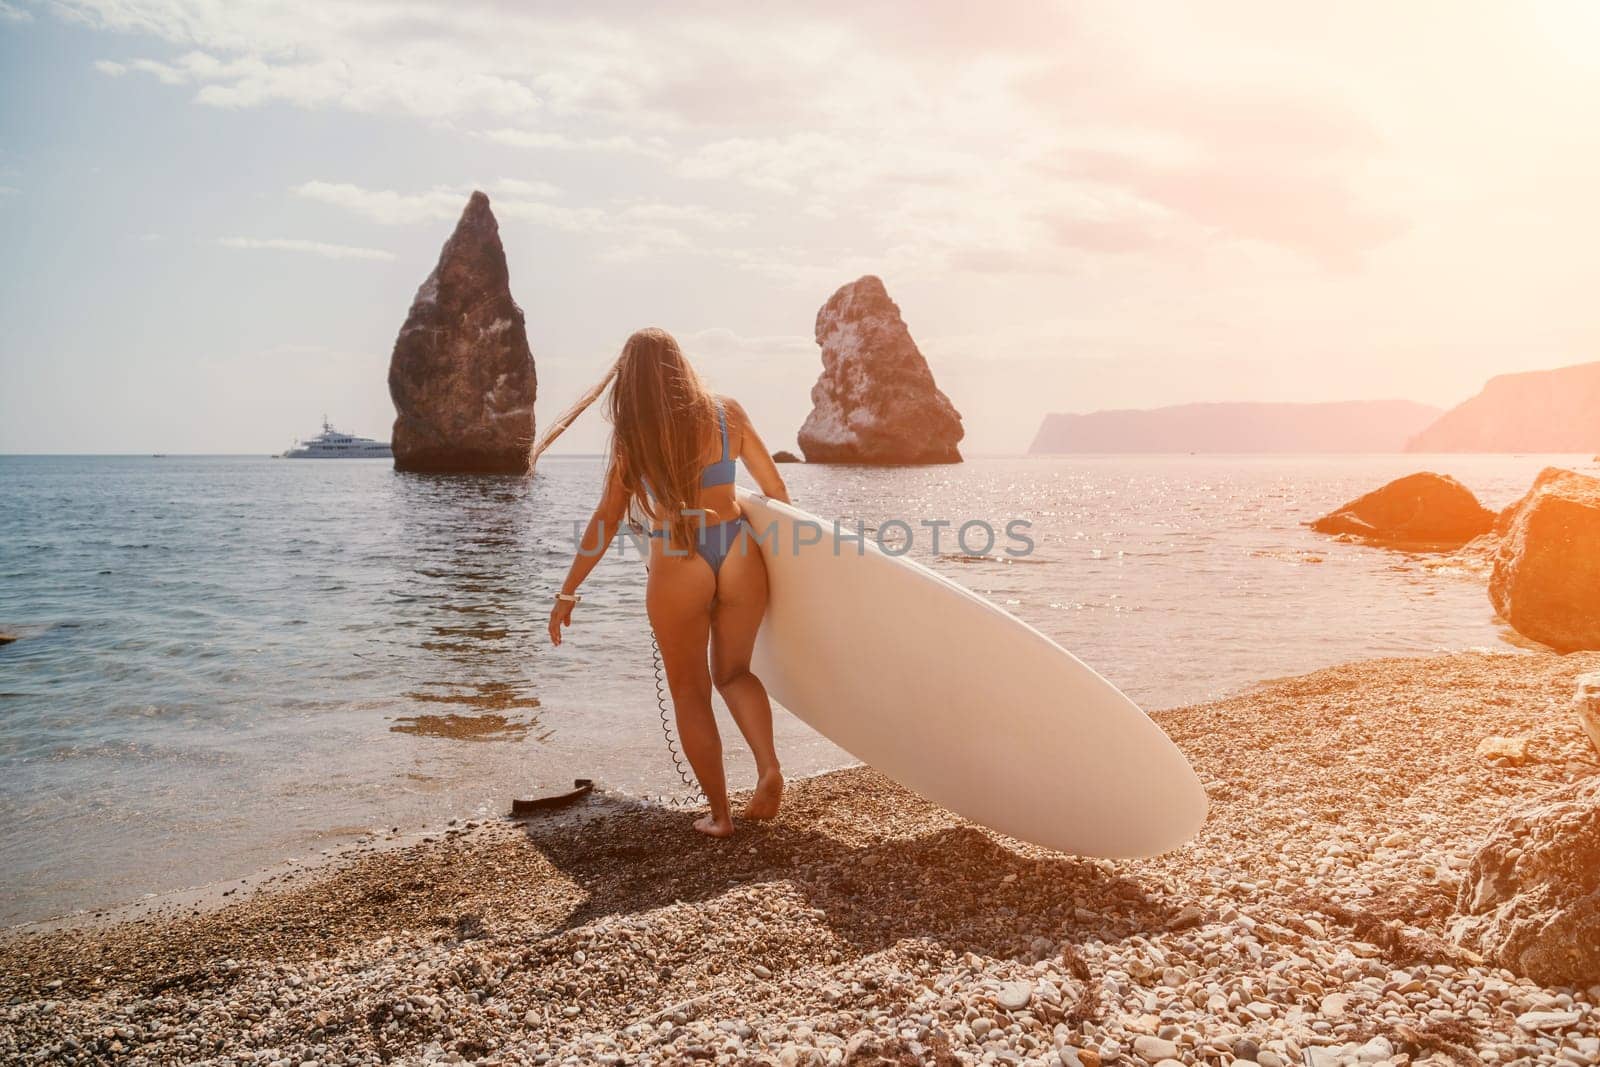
[1453,775,1600,986]
[388,191,537,474]
[1308,472,1494,550]
[1489,468,1600,652]
[1579,673,1600,759]
[797,276,963,464]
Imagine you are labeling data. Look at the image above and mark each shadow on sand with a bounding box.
[516,780,1183,966]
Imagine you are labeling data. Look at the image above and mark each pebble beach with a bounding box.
[4,650,1600,1066]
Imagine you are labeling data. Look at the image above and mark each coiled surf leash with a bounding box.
[648,632,706,808]
[510,637,700,814]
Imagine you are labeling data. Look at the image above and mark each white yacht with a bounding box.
[282,417,393,459]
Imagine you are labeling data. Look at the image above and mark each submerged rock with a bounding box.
[388,191,537,474]
[1453,775,1600,986]
[1308,472,1494,550]
[1489,467,1600,652]
[797,276,963,464]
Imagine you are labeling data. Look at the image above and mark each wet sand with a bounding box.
[4,650,1600,1065]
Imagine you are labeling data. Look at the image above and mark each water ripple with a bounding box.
[0,451,1586,923]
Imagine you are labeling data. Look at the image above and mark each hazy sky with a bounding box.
[3,1,1599,454]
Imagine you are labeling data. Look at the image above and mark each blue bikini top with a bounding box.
[699,401,735,489]
[643,401,735,503]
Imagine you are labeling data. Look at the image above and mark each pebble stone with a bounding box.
[3,651,1600,1066]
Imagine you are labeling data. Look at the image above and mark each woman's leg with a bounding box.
[711,528,784,819]
[646,552,730,837]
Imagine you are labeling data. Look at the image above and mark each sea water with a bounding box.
[0,452,1592,924]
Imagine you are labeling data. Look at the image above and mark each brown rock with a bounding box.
[797,276,963,464]
[388,191,537,474]
[1453,775,1600,986]
[771,450,801,464]
[1308,472,1494,550]
[1489,467,1600,652]
[1579,673,1600,759]
[1474,736,1532,765]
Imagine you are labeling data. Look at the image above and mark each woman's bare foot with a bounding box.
[743,768,784,820]
[694,812,734,838]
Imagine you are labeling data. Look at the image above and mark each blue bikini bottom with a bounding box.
[651,515,749,575]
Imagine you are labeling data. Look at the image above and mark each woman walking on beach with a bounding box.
[535,328,790,838]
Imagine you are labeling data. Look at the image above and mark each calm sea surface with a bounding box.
[1,452,1594,925]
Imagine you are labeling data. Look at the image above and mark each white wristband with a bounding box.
[556,592,581,605]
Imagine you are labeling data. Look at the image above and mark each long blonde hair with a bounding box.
[530,327,718,548]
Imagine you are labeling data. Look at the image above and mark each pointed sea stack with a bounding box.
[388,191,537,474]
[797,275,963,464]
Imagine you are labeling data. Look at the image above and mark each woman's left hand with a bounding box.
[548,598,576,646]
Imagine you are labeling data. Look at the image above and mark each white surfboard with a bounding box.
[739,489,1207,858]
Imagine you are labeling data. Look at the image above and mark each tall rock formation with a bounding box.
[1407,361,1600,453]
[1031,400,1441,453]
[797,276,963,464]
[388,191,537,474]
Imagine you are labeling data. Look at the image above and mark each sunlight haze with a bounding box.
[2,1,1598,454]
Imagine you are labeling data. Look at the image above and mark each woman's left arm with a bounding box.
[548,462,629,646]
[725,398,790,504]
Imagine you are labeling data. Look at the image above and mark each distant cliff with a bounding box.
[1029,400,1441,454]
[1406,361,1600,453]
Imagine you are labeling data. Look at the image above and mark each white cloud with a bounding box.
[292,178,755,267]
[127,56,188,85]
[478,128,666,157]
[682,327,812,360]
[677,133,842,195]
[614,201,751,232]
[292,181,466,226]
[0,1,32,23]
[17,1,1600,454]
[93,59,126,76]
[493,198,608,234]
[495,177,562,200]
[217,237,395,261]
[83,40,544,117]
[293,179,597,230]
[46,1,1422,271]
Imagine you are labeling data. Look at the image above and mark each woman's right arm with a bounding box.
[548,462,629,646]
[726,398,790,504]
